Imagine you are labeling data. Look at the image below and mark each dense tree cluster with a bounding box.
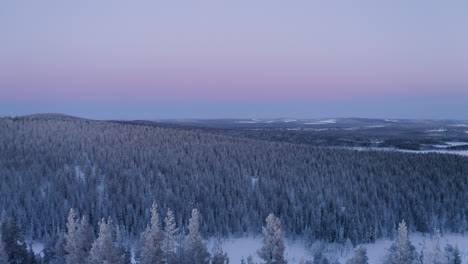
[0,115,467,245]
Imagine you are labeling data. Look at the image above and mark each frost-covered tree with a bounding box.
[183,209,210,264]
[246,255,256,264]
[115,226,131,264]
[444,245,461,264]
[1,218,32,264]
[0,231,8,264]
[257,214,286,264]
[299,257,313,264]
[313,250,329,264]
[383,220,419,264]
[163,208,178,264]
[211,245,229,264]
[65,209,93,264]
[89,218,120,264]
[346,246,368,264]
[139,202,164,264]
[43,234,67,264]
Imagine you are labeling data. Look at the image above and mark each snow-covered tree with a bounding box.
[383,220,419,264]
[89,218,120,264]
[313,250,329,264]
[183,209,210,264]
[163,208,178,264]
[43,235,67,264]
[1,218,31,264]
[115,226,131,264]
[246,255,256,264]
[257,214,286,264]
[139,202,164,264]
[211,245,229,264]
[65,209,93,264]
[0,231,8,264]
[346,246,368,264]
[444,245,461,264]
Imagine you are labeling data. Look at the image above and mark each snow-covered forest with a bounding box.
[0,204,464,264]
[0,115,467,263]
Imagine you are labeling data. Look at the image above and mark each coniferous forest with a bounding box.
[0,114,467,263]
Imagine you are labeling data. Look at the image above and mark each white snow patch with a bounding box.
[28,241,45,257]
[208,233,468,264]
[305,128,329,131]
[425,128,447,133]
[384,119,399,122]
[250,176,259,187]
[433,142,468,148]
[346,146,468,157]
[75,165,86,180]
[304,119,336,125]
[451,124,468,127]
[207,236,311,264]
[237,121,259,124]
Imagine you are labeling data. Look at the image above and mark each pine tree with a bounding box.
[89,218,119,264]
[246,255,256,264]
[444,245,461,264]
[115,226,131,264]
[313,250,329,264]
[163,208,178,264]
[211,246,229,264]
[183,209,210,264]
[383,220,419,264]
[44,235,67,264]
[1,218,30,264]
[257,214,286,264]
[0,232,8,264]
[346,246,368,264]
[65,209,93,264]
[139,202,164,264]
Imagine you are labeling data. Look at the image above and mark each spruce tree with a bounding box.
[383,220,419,264]
[1,218,30,264]
[211,246,229,264]
[257,214,286,264]
[346,246,368,264]
[0,232,8,264]
[115,226,131,264]
[163,208,178,264]
[65,209,92,264]
[184,209,210,264]
[89,218,119,264]
[139,202,164,264]
[444,245,462,264]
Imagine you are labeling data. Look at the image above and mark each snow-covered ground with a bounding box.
[207,233,468,264]
[347,146,468,157]
[28,233,467,263]
[304,119,337,125]
[425,128,447,133]
[432,142,468,148]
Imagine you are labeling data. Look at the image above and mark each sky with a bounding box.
[0,0,467,119]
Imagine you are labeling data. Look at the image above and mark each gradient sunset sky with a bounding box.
[1,1,467,119]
